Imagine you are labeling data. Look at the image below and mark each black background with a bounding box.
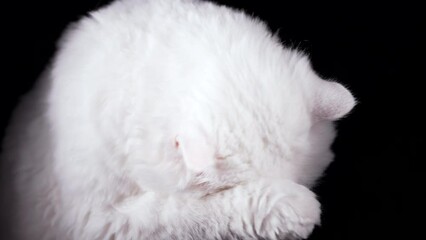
[1,1,424,239]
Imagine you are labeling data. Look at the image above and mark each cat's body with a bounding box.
[0,0,355,239]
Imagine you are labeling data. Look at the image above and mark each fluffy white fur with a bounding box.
[0,0,355,239]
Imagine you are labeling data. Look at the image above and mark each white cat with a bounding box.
[0,0,355,239]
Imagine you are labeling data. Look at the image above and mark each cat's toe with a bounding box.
[255,182,321,240]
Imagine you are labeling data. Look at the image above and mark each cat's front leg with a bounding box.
[207,179,321,239]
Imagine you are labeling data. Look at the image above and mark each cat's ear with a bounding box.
[175,130,216,172]
[313,80,356,120]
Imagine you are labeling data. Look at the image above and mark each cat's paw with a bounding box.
[254,181,321,240]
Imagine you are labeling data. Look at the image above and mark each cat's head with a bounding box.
[171,53,356,193]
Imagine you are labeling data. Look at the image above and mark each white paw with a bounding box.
[254,181,321,240]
